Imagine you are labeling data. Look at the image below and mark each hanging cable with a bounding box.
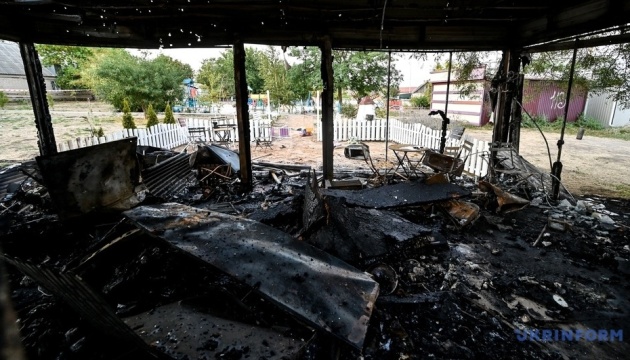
[380,0,388,49]
[514,99,553,172]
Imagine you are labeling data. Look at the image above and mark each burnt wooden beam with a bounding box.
[320,37,334,183]
[509,73,525,152]
[233,40,252,192]
[19,42,57,156]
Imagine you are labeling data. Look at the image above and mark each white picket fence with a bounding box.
[56,117,284,152]
[315,118,491,177]
[56,116,490,178]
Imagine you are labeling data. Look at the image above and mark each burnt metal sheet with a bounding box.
[201,144,240,173]
[321,181,470,209]
[35,138,141,218]
[123,203,379,350]
[142,152,197,200]
[0,255,169,359]
[478,181,530,214]
[124,300,307,360]
[0,164,27,201]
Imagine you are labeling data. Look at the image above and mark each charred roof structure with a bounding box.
[0,0,628,51]
[1,1,630,360]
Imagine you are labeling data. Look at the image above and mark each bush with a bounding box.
[575,114,605,130]
[0,91,8,109]
[145,103,159,128]
[340,103,358,119]
[164,101,176,124]
[375,106,387,119]
[122,99,137,129]
[410,95,430,108]
[46,93,54,109]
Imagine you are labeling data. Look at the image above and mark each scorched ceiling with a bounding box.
[0,0,629,51]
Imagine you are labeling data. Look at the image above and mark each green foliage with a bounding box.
[0,91,8,109]
[122,99,137,129]
[197,47,266,102]
[86,49,192,111]
[575,114,605,130]
[375,106,387,118]
[164,102,176,124]
[46,93,54,109]
[522,113,605,131]
[340,103,358,119]
[36,44,94,89]
[288,48,403,104]
[145,103,159,128]
[410,95,430,108]
[259,46,294,107]
[526,41,630,108]
[95,127,105,137]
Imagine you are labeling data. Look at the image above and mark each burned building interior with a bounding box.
[1,1,630,359]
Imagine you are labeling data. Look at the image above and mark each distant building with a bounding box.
[430,66,587,126]
[0,40,56,90]
[430,66,492,126]
[584,91,630,128]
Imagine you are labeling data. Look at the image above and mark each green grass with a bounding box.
[521,114,630,141]
[614,184,630,199]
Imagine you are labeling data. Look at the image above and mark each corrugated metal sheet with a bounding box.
[584,92,615,127]
[585,91,630,127]
[142,152,197,200]
[522,80,587,122]
[0,164,27,201]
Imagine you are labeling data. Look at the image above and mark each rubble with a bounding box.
[1,139,630,359]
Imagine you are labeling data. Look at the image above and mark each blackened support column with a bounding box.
[19,42,56,156]
[320,38,334,183]
[233,40,252,191]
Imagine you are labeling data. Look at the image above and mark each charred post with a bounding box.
[19,42,57,156]
[552,40,579,200]
[509,73,525,152]
[320,38,334,183]
[233,40,252,191]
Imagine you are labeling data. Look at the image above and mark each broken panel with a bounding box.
[142,152,197,200]
[321,181,470,209]
[123,203,379,350]
[36,138,141,218]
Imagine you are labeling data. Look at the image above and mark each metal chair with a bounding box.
[185,127,207,152]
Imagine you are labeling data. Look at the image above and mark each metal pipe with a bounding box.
[551,39,578,200]
[385,50,392,161]
[444,51,452,116]
[439,51,452,153]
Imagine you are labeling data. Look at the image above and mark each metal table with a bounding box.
[389,144,429,178]
[212,124,236,145]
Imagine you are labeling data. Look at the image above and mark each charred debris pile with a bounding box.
[0,138,629,360]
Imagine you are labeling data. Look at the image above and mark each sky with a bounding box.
[130,46,436,87]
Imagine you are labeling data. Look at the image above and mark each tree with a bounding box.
[145,103,159,128]
[122,99,137,129]
[526,43,630,108]
[289,48,403,104]
[164,102,176,124]
[259,47,294,108]
[196,47,266,102]
[84,49,192,111]
[36,44,94,89]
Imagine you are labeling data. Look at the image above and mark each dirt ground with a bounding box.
[257,114,630,198]
[1,102,629,198]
